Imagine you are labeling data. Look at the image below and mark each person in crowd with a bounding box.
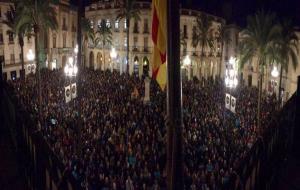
[10,68,277,189]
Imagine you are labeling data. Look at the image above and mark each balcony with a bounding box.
[143,47,149,52]
[52,47,73,54]
[132,46,139,52]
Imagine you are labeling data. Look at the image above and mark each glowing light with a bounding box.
[110,47,117,59]
[183,55,191,67]
[271,65,279,78]
[27,49,35,61]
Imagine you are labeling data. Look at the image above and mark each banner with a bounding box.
[65,85,71,103]
[225,93,230,110]
[71,83,77,99]
[230,96,236,113]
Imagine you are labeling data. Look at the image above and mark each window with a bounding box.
[63,33,66,48]
[10,54,15,64]
[183,25,187,38]
[10,71,17,81]
[53,34,56,48]
[124,37,127,47]
[62,17,67,30]
[0,32,3,44]
[133,36,138,50]
[8,32,14,43]
[106,19,111,28]
[144,19,149,33]
[144,37,148,52]
[133,21,139,33]
[0,55,5,66]
[115,19,119,30]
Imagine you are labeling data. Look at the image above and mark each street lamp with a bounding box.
[64,57,78,77]
[183,55,191,80]
[110,47,117,72]
[27,49,36,73]
[271,65,279,78]
[224,56,238,113]
[225,56,238,88]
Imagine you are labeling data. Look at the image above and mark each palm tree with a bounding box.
[15,0,58,113]
[81,18,95,67]
[216,23,231,77]
[94,20,112,70]
[116,0,141,74]
[238,11,280,128]
[192,14,215,79]
[3,4,31,80]
[273,20,299,105]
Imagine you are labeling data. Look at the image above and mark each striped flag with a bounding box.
[152,0,167,90]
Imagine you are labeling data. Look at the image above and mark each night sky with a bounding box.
[72,0,300,27]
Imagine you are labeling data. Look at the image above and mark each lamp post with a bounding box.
[64,56,78,104]
[110,47,117,72]
[271,65,281,107]
[183,55,191,80]
[225,56,238,114]
[27,49,36,74]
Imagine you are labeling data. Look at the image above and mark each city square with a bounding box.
[0,0,300,190]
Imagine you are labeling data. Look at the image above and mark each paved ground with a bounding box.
[0,89,27,190]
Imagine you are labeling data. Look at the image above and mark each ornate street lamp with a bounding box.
[225,56,238,88]
[271,65,279,78]
[27,49,36,73]
[110,47,117,72]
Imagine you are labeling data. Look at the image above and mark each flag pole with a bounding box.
[166,0,183,189]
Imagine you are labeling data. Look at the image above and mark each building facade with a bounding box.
[0,0,77,80]
[85,0,225,79]
[0,0,35,80]
[223,24,300,102]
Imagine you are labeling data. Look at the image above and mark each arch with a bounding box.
[142,56,150,76]
[89,51,95,70]
[133,56,139,75]
[62,55,67,68]
[97,52,103,70]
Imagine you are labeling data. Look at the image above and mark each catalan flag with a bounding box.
[152,0,167,90]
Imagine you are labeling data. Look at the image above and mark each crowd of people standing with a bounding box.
[10,68,277,190]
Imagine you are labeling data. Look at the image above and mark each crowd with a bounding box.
[10,68,277,190]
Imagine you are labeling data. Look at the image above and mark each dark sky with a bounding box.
[72,0,300,27]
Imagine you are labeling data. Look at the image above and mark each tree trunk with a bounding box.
[278,65,283,107]
[200,44,204,80]
[103,43,105,71]
[19,35,25,80]
[219,41,223,78]
[257,64,263,130]
[126,17,130,74]
[34,25,42,117]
